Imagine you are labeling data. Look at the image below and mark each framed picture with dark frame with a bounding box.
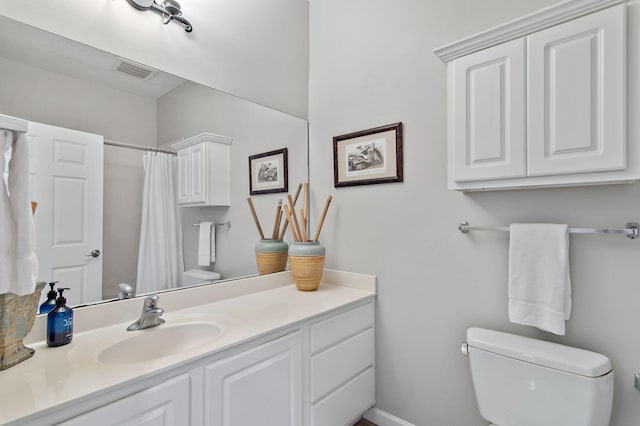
[249,148,288,195]
[333,122,403,187]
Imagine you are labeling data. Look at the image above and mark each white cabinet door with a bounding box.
[451,38,526,183]
[60,374,191,426]
[189,142,206,203]
[203,332,302,426]
[527,5,626,176]
[177,148,190,204]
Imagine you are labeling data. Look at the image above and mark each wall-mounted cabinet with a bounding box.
[172,133,232,206]
[435,1,633,191]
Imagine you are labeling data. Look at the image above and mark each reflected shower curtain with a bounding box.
[136,152,183,293]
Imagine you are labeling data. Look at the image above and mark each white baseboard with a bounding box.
[363,407,415,426]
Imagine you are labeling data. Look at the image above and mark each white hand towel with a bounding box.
[508,223,571,335]
[0,130,38,296]
[198,222,213,266]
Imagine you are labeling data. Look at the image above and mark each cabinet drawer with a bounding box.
[310,367,375,426]
[310,302,374,354]
[311,328,374,402]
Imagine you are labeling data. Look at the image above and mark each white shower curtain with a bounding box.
[136,152,183,294]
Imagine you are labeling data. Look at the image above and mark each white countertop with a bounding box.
[0,270,376,425]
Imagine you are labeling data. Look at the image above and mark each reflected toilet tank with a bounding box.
[182,269,221,286]
[464,327,613,426]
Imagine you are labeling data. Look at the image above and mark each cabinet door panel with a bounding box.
[60,374,191,426]
[177,149,190,204]
[528,4,625,176]
[189,143,206,203]
[451,38,526,182]
[203,332,302,426]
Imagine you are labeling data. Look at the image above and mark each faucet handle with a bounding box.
[144,294,160,309]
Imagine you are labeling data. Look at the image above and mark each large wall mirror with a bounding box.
[0,16,308,309]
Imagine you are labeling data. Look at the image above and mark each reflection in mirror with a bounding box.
[0,16,308,309]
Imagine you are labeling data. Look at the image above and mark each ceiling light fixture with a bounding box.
[127,0,193,33]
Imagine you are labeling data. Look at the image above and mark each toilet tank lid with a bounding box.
[184,269,221,280]
[466,328,612,378]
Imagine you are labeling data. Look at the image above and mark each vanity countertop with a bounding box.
[0,269,376,425]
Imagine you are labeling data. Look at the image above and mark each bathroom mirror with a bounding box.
[0,16,308,309]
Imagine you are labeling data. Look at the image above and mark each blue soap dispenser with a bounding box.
[39,281,58,314]
[47,288,73,347]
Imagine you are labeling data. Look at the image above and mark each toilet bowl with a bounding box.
[463,327,613,426]
[182,269,221,286]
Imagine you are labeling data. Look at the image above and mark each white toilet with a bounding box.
[463,327,613,426]
[182,269,221,286]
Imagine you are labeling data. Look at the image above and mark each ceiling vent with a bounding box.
[112,58,158,80]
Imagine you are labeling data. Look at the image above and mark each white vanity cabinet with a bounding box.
[25,299,375,426]
[172,133,232,206]
[308,302,375,426]
[60,373,192,426]
[202,331,303,426]
[440,3,629,191]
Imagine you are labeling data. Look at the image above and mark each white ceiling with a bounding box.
[0,15,187,99]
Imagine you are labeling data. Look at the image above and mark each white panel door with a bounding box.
[451,38,526,182]
[527,4,626,176]
[60,373,191,426]
[29,121,103,306]
[203,332,302,426]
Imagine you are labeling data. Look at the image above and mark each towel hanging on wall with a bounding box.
[508,223,572,335]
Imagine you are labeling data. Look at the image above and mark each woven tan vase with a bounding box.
[255,239,289,275]
[288,241,325,291]
[0,281,45,370]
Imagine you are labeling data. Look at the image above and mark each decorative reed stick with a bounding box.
[271,199,282,240]
[287,194,303,242]
[278,183,303,240]
[303,183,309,240]
[283,205,300,241]
[299,209,307,242]
[246,197,265,240]
[313,195,333,242]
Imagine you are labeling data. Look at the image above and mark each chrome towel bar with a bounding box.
[458,221,639,239]
[193,221,231,228]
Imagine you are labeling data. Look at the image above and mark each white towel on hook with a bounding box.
[197,222,214,266]
[0,130,38,296]
[508,223,571,335]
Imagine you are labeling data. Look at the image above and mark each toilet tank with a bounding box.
[465,327,613,426]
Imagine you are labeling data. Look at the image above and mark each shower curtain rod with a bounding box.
[104,139,177,155]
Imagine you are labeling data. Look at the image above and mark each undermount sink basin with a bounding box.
[98,321,223,364]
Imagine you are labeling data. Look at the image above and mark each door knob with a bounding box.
[85,249,101,258]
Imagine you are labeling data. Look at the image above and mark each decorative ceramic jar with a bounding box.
[288,241,325,291]
[255,239,289,275]
[0,281,46,370]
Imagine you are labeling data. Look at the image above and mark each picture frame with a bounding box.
[249,148,288,195]
[333,122,403,187]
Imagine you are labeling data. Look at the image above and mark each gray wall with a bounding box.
[308,0,640,425]
[0,56,155,300]
[157,82,308,280]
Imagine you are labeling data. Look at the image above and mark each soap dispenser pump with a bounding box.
[39,281,59,314]
[47,288,73,347]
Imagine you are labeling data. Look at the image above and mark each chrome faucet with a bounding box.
[117,283,136,300]
[127,294,165,331]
